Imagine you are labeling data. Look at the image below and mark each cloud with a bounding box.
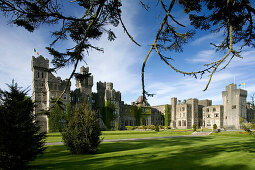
[186,50,215,63]
[191,31,224,46]
[146,72,238,106]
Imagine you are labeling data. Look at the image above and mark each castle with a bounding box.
[32,56,255,132]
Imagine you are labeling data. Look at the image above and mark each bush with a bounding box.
[155,125,160,132]
[125,126,134,130]
[0,82,46,169]
[193,124,197,132]
[62,103,101,154]
[137,126,144,129]
[147,125,156,130]
[48,104,65,132]
[213,124,217,132]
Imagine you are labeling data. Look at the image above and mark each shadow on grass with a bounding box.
[29,136,255,170]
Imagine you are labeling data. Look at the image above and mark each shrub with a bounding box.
[213,124,217,132]
[193,124,197,132]
[48,104,65,132]
[62,103,101,154]
[125,126,134,130]
[155,125,160,132]
[137,126,144,129]
[0,82,46,169]
[147,125,155,130]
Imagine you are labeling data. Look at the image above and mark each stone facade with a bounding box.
[31,56,71,132]
[203,105,224,129]
[222,84,247,129]
[32,56,254,131]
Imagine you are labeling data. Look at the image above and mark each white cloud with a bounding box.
[191,31,224,46]
[187,50,215,63]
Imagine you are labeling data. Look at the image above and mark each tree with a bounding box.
[0,0,254,103]
[48,104,65,132]
[132,105,142,126]
[164,104,170,126]
[0,81,46,169]
[101,100,116,130]
[62,103,101,154]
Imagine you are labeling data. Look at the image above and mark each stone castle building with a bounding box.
[32,56,254,132]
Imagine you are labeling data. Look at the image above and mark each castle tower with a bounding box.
[187,98,199,128]
[31,55,49,132]
[76,66,93,103]
[222,84,247,129]
[171,97,177,128]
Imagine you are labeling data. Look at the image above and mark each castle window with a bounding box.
[42,72,44,78]
[182,120,186,126]
[178,121,181,126]
[213,108,216,112]
[206,114,211,118]
[232,105,236,109]
[37,72,40,78]
[206,108,209,112]
[215,113,219,117]
[182,107,185,111]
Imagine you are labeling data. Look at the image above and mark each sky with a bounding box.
[0,1,255,106]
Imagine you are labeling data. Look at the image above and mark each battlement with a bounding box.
[106,82,113,90]
[31,55,49,71]
[80,66,89,74]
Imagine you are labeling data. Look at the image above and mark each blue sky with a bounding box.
[0,1,255,106]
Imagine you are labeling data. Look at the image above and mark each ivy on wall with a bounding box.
[132,106,143,126]
[101,100,116,130]
[164,104,170,126]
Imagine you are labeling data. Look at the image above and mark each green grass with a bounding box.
[46,130,193,143]
[30,135,255,169]
[210,131,255,137]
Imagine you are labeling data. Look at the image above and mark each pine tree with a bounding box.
[62,103,101,154]
[0,81,46,169]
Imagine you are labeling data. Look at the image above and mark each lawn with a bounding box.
[46,130,194,143]
[30,135,255,169]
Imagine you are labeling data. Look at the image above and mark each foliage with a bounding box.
[192,124,197,132]
[213,124,217,132]
[62,103,101,154]
[65,102,72,121]
[101,100,116,130]
[125,126,134,130]
[155,125,160,132]
[247,123,255,129]
[132,105,142,126]
[163,126,171,130]
[0,81,45,169]
[164,104,170,126]
[147,125,156,130]
[48,104,65,132]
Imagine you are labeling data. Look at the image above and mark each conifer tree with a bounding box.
[0,81,46,169]
[62,103,101,154]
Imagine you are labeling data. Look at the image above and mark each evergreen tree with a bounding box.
[101,101,116,130]
[48,104,65,132]
[0,81,46,169]
[164,104,170,126]
[62,103,101,154]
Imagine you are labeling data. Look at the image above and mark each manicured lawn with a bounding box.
[30,135,255,169]
[46,130,193,143]
[210,131,255,137]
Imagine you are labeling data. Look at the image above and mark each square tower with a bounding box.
[222,84,247,129]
